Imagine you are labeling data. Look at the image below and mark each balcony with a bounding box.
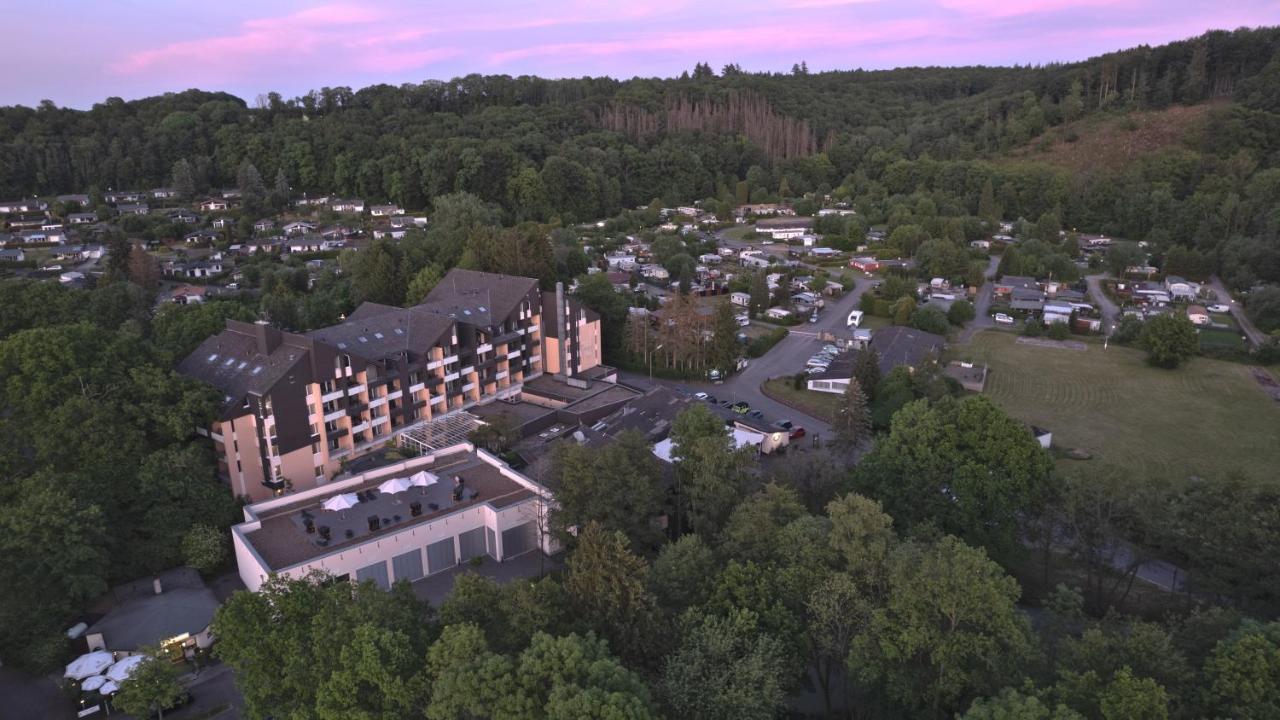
[323,408,346,423]
[321,388,344,403]
[409,382,425,394]
[369,396,389,409]
[387,389,403,401]
[346,383,367,396]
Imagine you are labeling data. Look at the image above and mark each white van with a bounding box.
[846,309,864,327]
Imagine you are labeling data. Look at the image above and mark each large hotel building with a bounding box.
[178,269,601,501]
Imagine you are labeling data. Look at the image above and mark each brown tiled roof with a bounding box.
[305,303,454,361]
[421,269,538,327]
[176,325,310,408]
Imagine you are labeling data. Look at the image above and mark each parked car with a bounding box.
[694,392,709,401]
[749,410,764,419]
[706,395,718,404]
[994,313,1014,325]
[790,427,806,440]
[773,420,794,430]
[1207,304,1230,313]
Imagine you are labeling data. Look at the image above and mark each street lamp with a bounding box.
[649,344,664,382]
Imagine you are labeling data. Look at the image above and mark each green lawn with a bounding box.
[958,331,1280,482]
[720,225,754,241]
[762,378,841,423]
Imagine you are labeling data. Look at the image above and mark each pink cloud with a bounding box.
[937,0,1121,18]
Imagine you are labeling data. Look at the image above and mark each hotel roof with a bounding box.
[241,447,538,571]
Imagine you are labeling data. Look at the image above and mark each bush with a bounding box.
[947,299,975,326]
[1046,322,1071,340]
[747,327,789,358]
[1112,315,1144,344]
[1020,319,1044,337]
[909,306,950,335]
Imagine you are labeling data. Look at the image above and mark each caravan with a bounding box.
[846,309,864,328]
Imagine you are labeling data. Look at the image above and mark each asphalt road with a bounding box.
[958,255,1001,343]
[621,274,875,440]
[1085,274,1121,333]
[1207,275,1267,347]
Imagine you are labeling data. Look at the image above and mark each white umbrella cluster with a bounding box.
[105,654,147,682]
[80,675,109,692]
[65,651,113,681]
[409,470,438,494]
[321,493,359,512]
[377,477,413,495]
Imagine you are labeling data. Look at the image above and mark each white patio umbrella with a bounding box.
[80,675,109,692]
[378,477,413,495]
[321,493,359,512]
[98,680,120,695]
[105,654,147,682]
[409,470,438,495]
[65,651,114,680]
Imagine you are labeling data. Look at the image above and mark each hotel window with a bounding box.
[320,380,335,394]
[314,466,324,478]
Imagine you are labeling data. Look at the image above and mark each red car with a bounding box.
[789,427,806,441]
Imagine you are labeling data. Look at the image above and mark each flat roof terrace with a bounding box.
[244,451,534,571]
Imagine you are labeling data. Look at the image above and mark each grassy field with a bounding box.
[958,331,1280,482]
[762,378,841,423]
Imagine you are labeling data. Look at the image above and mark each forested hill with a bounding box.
[2,26,1280,233]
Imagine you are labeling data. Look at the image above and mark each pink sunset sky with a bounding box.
[3,0,1278,108]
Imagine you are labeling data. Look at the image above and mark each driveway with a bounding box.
[958,255,1001,344]
[1206,275,1267,347]
[1085,274,1121,333]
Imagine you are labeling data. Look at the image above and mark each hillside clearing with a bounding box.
[957,331,1280,482]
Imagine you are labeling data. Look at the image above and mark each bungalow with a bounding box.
[1164,275,1199,301]
[1187,305,1210,326]
[220,189,242,200]
[286,237,327,253]
[0,248,25,262]
[53,244,103,261]
[294,195,330,207]
[606,254,637,271]
[199,198,230,212]
[640,264,669,281]
[116,203,149,216]
[849,257,880,273]
[756,217,813,240]
[735,203,793,217]
[816,208,857,217]
[166,260,224,279]
[1077,234,1112,250]
[372,227,408,240]
[20,229,67,244]
[55,194,91,208]
[253,219,276,233]
[184,229,219,244]
[797,234,818,247]
[970,239,991,250]
[59,271,86,285]
[808,247,837,259]
[243,239,282,255]
[211,217,232,229]
[369,204,404,217]
[150,187,179,200]
[282,220,315,236]
[67,212,98,225]
[330,199,365,213]
[1009,287,1045,313]
[993,276,1038,298]
[1133,282,1171,305]
[698,253,722,265]
[765,307,792,321]
[168,210,199,224]
[103,191,143,205]
[730,291,751,307]
[7,214,46,229]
